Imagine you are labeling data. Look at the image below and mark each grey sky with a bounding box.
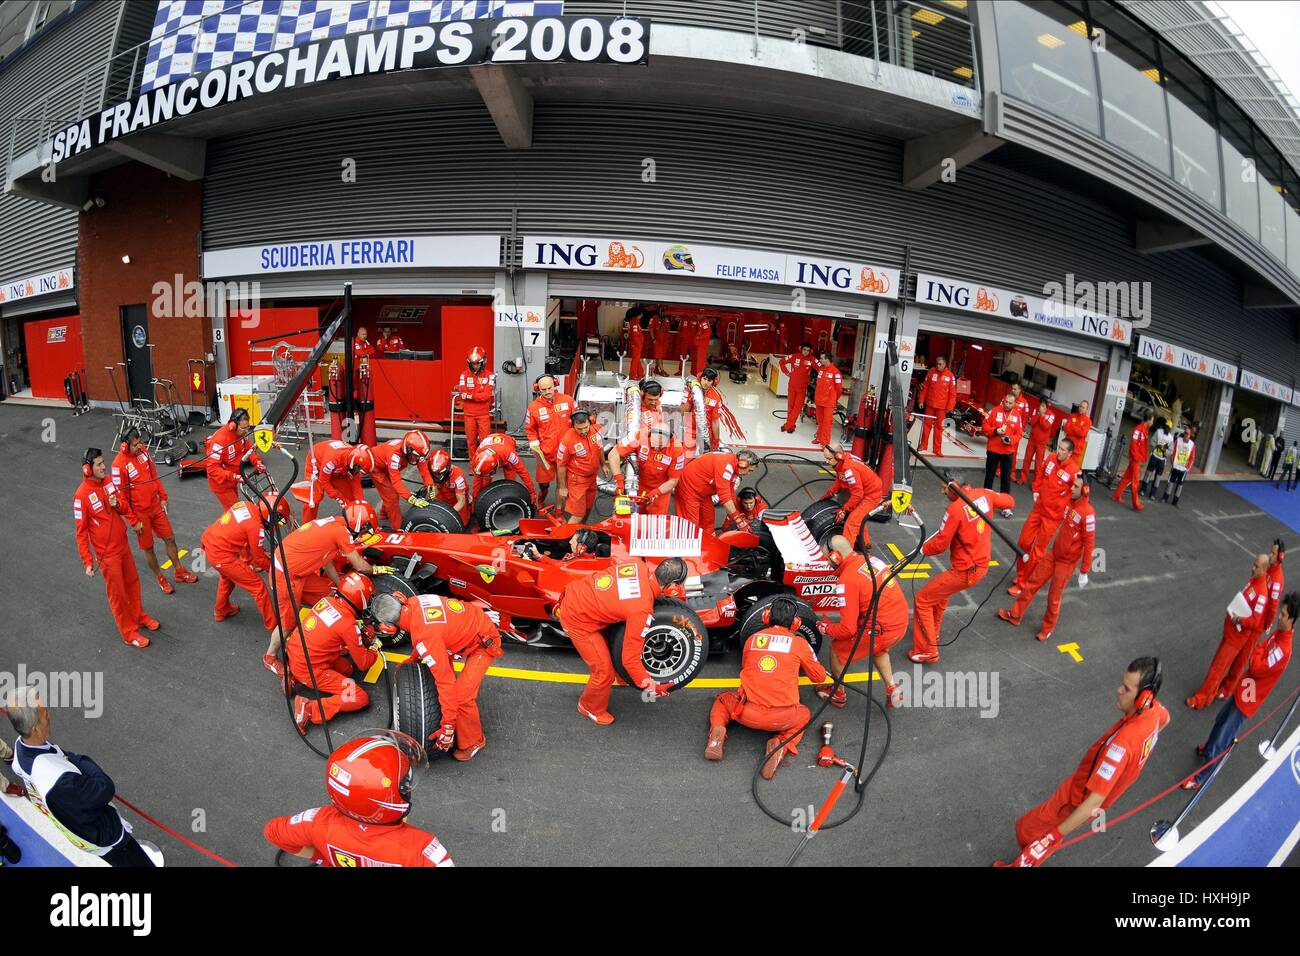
[1216,1,1300,106]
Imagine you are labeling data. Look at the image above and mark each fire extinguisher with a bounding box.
[357,360,377,447]
[326,361,345,440]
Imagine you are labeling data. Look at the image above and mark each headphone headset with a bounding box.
[1134,658,1162,713]
[760,597,804,635]
[82,447,101,478]
[229,407,250,426]
[119,427,140,455]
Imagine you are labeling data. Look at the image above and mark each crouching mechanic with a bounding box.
[674,448,759,533]
[819,443,884,551]
[371,430,434,529]
[705,596,829,779]
[557,554,688,725]
[397,592,504,761]
[817,535,908,709]
[424,448,471,526]
[288,572,380,732]
[264,731,453,867]
[471,432,539,500]
[302,439,374,522]
[995,657,1168,867]
[723,487,768,531]
[111,427,199,593]
[274,502,380,636]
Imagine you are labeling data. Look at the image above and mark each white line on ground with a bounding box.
[1193,509,1260,557]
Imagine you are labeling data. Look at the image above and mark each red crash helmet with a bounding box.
[343,501,379,537]
[348,445,375,475]
[402,430,431,461]
[471,447,496,477]
[429,449,451,483]
[338,571,374,611]
[325,731,424,826]
[467,346,486,371]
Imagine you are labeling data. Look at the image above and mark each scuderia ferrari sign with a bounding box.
[48,17,651,164]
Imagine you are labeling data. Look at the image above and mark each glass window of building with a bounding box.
[1257,143,1288,262]
[993,1,1100,135]
[1286,204,1300,280]
[1220,103,1260,239]
[1165,76,1221,209]
[1088,5,1169,174]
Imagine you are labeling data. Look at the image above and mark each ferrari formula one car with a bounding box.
[363,500,853,696]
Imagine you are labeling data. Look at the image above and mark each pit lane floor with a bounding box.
[2,404,1296,867]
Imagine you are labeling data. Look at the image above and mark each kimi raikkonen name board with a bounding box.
[48,17,650,164]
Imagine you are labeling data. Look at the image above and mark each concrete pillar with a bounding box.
[1097,344,1133,472]
[492,268,549,432]
[1202,385,1233,478]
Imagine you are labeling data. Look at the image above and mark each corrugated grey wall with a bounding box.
[202,99,1300,386]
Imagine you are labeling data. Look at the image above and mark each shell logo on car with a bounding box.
[604,241,645,269]
[446,599,464,613]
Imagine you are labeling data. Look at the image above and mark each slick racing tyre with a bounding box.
[401,500,465,534]
[735,593,822,655]
[800,499,843,551]
[370,573,419,648]
[609,597,707,693]
[473,479,535,533]
[392,662,445,759]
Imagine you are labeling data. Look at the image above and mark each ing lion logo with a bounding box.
[1164,346,1175,364]
[1199,358,1208,374]
[1110,322,1126,342]
[25,281,35,296]
[58,272,70,289]
[604,241,645,269]
[856,267,891,294]
[974,287,999,312]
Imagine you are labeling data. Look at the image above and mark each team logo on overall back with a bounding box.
[662,244,695,272]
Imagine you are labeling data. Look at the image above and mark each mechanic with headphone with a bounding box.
[705,595,830,780]
[204,407,264,511]
[73,447,159,649]
[286,572,382,734]
[301,438,375,523]
[995,656,1169,867]
[264,731,454,867]
[111,426,199,594]
[819,442,884,551]
[525,375,576,506]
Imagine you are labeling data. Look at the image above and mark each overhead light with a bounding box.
[81,198,94,212]
[942,1,969,8]
[912,9,945,25]
[970,344,983,351]
[912,29,921,38]
[121,255,131,264]
[953,65,973,79]
[1141,67,1162,83]
[1067,20,1090,38]
[1037,33,1064,49]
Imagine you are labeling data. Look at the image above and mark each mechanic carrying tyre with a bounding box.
[395,591,503,761]
[705,596,829,780]
[556,545,689,725]
[819,442,884,552]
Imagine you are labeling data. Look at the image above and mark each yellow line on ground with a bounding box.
[363,651,880,687]
[160,549,189,571]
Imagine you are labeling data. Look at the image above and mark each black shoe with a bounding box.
[1172,499,1179,507]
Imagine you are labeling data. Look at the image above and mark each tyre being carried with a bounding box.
[392,663,444,758]
[402,500,465,534]
[473,479,535,532]
[608,597,707,693]
[800,499,844,551]
[736,593,822,654]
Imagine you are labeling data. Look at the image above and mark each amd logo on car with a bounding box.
[797,582,843,597]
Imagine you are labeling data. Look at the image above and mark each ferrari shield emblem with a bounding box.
[891,487,912,515]
[476,564,498,584]
[253,426,275,453]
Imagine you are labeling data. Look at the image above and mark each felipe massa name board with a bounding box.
[525,236,900,300]
[202,236,501,278]
[1136,336,1237,385]
[916,273,1133,346]
[47,17,651,164]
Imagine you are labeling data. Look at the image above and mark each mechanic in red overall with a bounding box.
[525,376,575,504]
[909,480,1015,664]
[1111,411,1153,511]
[471,432,539,500]
[111,427,198,593]
[302,440,374,523]
[556,411,604,523]
[288,573,380,731]
[609,426,685,515]
[556,552,687,724]
[74,448,157,649]
[399,592,504,760]
[982,391,1025,501]
[1017,400,1061,485]
[626,307,645,379]
[274,503,379,637]
[819,442,883,551]
[264,732,454,867]
[813,353,843,447]
[723,486,769,531]
[999,473,1095,642]
[202,496,284,630]
[1063,401,1092,467]
[996,658,1168,866]
[371,430,433,529]
[692,317,712,376]
[381,326,405,352]
[817,536,908,709]
[674,448,758,533]
[1010,438,1080,596]
[705,596,828,778]
[648,309,669,375]
[426,449,471,526]
[1009,383,1032,428]
[917,356,957,456]
[1264,538,1286,628]
[456,347,495,461]
[205,408,262,511]
[779,343,815,434]
[1186,553,1271,709]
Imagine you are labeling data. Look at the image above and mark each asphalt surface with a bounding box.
[3,403,1297,867]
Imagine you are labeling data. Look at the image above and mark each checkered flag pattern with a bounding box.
[141,0,565,92]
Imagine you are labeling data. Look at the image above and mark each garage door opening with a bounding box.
[1126,358,1220,476]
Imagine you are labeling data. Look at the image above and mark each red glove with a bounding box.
[996,828,1062,868]
[640,678,672,697]
[432,722,456,752]
[733,515,751,532]
[835,508,847,524]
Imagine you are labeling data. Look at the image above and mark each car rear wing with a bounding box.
[760,511,831,571]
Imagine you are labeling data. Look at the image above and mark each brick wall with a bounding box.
[78,162,209,406]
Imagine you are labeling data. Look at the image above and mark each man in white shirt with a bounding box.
[1140,420,1173,499]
